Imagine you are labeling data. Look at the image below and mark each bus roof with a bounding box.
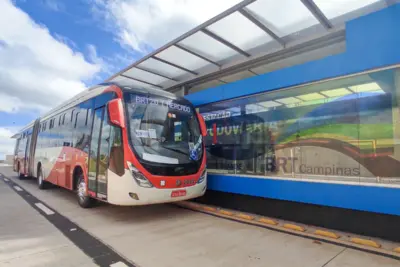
[14,81,182,135]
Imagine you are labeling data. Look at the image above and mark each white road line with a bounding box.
[13,186,23,192]
[110,262,129,267]
[34,203,55,215]
[4,178,9,182]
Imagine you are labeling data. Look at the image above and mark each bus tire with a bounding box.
[37,167,48,189]
[77,174,95,208]
[17,163,24,180]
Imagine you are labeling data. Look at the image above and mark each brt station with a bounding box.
[3,0,400,266]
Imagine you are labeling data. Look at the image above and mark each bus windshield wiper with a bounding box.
[160,145,188,156]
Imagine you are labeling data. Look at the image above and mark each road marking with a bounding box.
[13,186,23,192]
[110,262,129,267]
[4,178,9,182]
[35,202,55,215]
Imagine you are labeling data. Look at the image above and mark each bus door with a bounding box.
[24,135,31,175]
[88,106,111,200]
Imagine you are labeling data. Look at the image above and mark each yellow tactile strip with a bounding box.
[175,201,400,259]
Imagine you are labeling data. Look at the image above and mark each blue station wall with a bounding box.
[186,4,400,216]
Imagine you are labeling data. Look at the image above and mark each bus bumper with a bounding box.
[106,169,207,206]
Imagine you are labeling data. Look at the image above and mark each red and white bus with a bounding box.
[13,82,207,208]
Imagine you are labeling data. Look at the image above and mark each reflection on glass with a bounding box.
[199,67,400,187]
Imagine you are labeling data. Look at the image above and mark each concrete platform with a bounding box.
[1,166,399,267]
[0,172,97,267]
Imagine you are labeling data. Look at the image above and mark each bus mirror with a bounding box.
[108,99,125,129]
[197,112,207,137]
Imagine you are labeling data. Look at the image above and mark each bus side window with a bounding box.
[74,112,80,128]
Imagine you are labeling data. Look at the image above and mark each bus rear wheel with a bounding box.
[17,164,24,180]
[77,174,95,208]
[37,168,48,189]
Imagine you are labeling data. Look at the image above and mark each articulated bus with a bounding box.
[13,82,208,208]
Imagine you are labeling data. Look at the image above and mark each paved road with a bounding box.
[0,166,399,267]
[0,172,98,267]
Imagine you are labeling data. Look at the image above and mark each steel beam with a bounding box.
[106,0,256,82]
[120,74,163,89]
[239,8,285,47]
[201,29,251,57]
[134,66,178,81]
[300,0,333,30]
[166,29,345,92]
[175,43,221,67]
[152,56,198,76]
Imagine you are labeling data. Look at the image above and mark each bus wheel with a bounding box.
[37,168,48,189]
[77,175,95,208]
[17,165,24,180]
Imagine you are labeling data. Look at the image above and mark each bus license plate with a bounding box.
[171,189,186,198]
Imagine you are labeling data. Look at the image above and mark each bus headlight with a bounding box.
[127,162,153,188]
[198,169,207,184]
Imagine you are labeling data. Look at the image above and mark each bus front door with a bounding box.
[24,135,31,176]
[88,106,112,200]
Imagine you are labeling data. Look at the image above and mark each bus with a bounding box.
[13,82,208,208]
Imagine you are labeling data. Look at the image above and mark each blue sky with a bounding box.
[0,0,240,158]
[14,0,138,86]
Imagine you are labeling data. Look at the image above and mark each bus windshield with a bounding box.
[125,93,203,165]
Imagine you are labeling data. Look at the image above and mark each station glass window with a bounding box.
[198,67,400,186]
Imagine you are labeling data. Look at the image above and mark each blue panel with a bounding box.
[207,174,400,216]
[186,4,400,106]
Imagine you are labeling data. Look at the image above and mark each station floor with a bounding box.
[0,166,399,267]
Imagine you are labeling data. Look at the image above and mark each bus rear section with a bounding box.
[12,119,40,179]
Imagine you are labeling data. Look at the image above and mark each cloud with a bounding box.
[90,0,242,53]
[54,33,77,49]
[42,0,64,12]
[0,0,101,114]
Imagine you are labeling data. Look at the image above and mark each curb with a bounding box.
[175,201,400,260]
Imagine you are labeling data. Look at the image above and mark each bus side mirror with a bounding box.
[197,112,207,137]
[108,99,125,129]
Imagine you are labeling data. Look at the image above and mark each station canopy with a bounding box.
[106,0,398,94]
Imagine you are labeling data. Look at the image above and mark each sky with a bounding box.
[0,0,242,159]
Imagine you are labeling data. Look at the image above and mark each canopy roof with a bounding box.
[106,0,397,93]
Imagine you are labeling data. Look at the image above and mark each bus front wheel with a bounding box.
[76,174,95,208]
